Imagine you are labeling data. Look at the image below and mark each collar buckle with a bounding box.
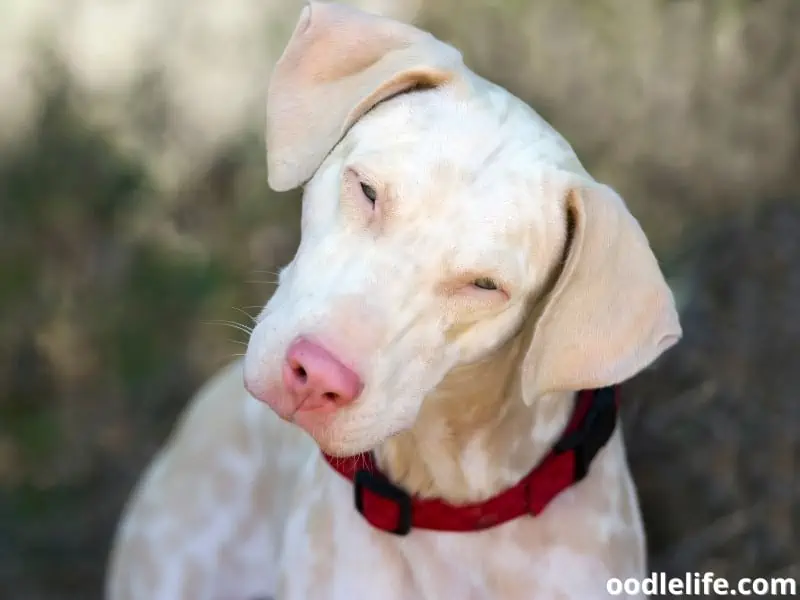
[354,469,413,535]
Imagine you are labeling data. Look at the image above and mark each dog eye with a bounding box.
[472,277,499,291]
[359,182,377,204]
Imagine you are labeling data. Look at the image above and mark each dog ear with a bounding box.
[266,1,465,192]
[520,179,682,404]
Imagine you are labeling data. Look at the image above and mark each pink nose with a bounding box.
[282,337,363,411]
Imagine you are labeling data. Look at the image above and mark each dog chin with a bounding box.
[297,416,396,458]
[317,439,394,458]
[298,422,379,458]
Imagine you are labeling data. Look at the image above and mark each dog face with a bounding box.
[244,2,681,456]
[246,89,568,454]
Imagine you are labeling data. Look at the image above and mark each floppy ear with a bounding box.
[266,1,465,192]
[521,178,682,404]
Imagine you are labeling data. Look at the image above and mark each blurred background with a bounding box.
[0,0,797,597]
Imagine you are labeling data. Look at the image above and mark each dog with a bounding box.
[106,3,682,599]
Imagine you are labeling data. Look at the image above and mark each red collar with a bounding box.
[323,386,619,535]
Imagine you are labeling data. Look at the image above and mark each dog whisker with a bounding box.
[203,319,254,336]
[231,306,258,325]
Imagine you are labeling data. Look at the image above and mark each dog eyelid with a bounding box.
[472,277,499,291]
[360,182,378,204]
[444,274,510,301]
[345,166,380,208]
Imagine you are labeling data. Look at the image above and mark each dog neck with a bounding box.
[373,334,575,505]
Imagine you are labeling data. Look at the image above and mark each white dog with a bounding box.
[106,3,681,599]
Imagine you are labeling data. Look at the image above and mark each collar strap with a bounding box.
[323,386,619,535]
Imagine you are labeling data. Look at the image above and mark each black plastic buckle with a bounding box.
[354,469,413,536]
[554,387,618,481]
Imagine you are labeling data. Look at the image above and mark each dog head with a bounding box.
[244,2,681,456]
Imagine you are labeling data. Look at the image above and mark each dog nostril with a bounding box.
[292,365,307,383]
[323,392,338,401]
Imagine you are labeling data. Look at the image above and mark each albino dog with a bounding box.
[106,3,681,599]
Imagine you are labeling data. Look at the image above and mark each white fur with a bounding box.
[106,6,680,599]
[244,81,573,457]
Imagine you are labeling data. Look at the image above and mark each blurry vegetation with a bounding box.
[0,0,798,598]
[0,82,300,598]
[624,200,800,585]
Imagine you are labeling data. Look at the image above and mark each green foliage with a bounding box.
[0,84,295,539]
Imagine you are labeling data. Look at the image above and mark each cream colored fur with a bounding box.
[106,3,681,599]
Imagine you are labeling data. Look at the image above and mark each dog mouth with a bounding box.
[282,392,341,423]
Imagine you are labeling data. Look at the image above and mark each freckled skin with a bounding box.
[107,5,680,599]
